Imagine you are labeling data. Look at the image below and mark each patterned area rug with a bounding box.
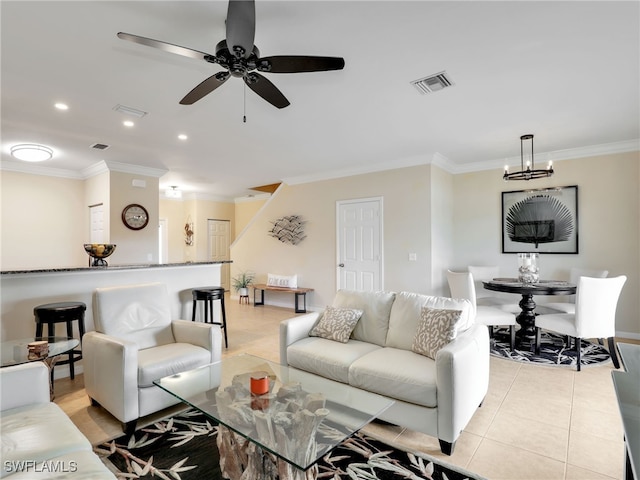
[490,329,612,368]
[94,409,485,480]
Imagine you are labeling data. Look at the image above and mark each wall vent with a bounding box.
[411,71,455,94]
[91,143,110,150]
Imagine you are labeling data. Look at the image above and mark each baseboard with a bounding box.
[230,294,320,313]
[616,331,640,341]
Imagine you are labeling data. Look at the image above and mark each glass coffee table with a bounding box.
[1,336,80,399]
[154,354,394,480]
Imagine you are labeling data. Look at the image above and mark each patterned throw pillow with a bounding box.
[309,306,363,343]
[412,307,462,359]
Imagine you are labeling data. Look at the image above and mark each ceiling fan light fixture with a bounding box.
[10,143,54,162]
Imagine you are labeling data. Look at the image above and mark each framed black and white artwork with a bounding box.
[502,185,578,254]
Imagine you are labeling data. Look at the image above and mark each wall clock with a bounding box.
[121,204,149,230]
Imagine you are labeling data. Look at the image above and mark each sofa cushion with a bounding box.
[309,306,363,343]
[412,307,462,360]
[348,348,438,408]
[1,403,92,478]
[287,337,381,383]
[138,343,212,387]
[332,290,395,346]
[386,292,473,350]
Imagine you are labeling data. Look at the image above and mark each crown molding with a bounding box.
[283,153,433,186]
[0,159,84,179]
[449,139,640,174]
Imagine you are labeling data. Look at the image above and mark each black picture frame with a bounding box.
[502,185,578,254]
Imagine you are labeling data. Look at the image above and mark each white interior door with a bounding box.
[89,204,104,243]
[336,198,383,291]
[208,219,231,291]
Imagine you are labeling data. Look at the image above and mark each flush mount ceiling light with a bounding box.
[165,186,182,198]
[503,134,554,181]
[10,143,54,162]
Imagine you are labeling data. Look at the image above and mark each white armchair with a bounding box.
[448,270,517,350]
[83,282,222,435]
[535,275,626,371]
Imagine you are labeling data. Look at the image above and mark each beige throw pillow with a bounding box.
[412,307,462,359]
[309,306,363,343]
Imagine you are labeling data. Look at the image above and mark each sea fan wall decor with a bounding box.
[269,215,306,245]
[506,195,573,248]
[502,185,578,254]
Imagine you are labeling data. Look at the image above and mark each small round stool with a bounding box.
[34,301,86,380]
[239,295,250,305]
[191,287,228,348]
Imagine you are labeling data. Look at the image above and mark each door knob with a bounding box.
[338,263,344,267]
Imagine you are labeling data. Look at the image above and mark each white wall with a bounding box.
[230,164,433,309]
[452,151,639,337]
[0,171,87,269]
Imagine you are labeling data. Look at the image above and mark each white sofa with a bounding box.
[280,290,490,455]
[0,362,115,479]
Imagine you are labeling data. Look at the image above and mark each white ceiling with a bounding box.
[2,1,639,200]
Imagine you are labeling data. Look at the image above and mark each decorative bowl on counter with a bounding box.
[84,244,116,267]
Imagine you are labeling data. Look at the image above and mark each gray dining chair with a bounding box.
[534,275,626,371]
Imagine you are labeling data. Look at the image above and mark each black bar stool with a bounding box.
[191,287,228,348]
[34,301,86,380]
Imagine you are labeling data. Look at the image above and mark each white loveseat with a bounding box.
[0,362,115,479]
[280,290,490,455]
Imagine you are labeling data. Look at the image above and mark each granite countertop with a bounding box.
[1,261,232,275]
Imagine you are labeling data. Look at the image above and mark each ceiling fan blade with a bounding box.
[258,56,345,73]
[244,73,290,109]
[117,32,211,61]
[180,72,230,105]
[226,0,255,59]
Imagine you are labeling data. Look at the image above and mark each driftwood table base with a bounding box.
[217,425,318,480]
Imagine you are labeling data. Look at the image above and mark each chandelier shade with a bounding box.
[503,134,553,181]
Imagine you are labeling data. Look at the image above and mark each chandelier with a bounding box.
[503,134,553,181]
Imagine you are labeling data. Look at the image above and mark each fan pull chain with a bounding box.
[243,83,247,123]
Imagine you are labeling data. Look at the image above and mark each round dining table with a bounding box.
[483,278,576,346]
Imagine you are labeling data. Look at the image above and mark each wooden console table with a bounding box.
[252,284,314,313]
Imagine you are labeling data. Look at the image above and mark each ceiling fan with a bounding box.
[117,0,345,109]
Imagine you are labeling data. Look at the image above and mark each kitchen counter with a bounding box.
[1,260,232,275]
[1,262,230,375]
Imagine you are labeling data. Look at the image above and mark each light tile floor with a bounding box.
[54,294,634,480]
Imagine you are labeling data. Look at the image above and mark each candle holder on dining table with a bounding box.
[517,253,539,284]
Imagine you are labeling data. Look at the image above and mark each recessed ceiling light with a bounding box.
[54,103,69,110]
[123,120,134,127]
[178,134,188,140]
[10,143,54,162]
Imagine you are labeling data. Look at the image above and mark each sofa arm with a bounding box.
[172,319,223,364]
[0,362,50,411]
[83,331,139,424]
[279,312,321,365]
[435,323,490,444]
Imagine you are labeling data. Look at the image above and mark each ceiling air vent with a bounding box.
[90,143,110,150]
[411,71,455,94]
